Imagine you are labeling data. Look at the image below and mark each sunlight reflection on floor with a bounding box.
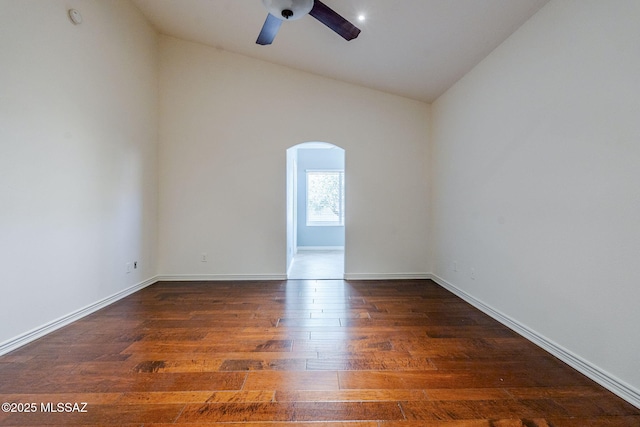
[288,250,344,279]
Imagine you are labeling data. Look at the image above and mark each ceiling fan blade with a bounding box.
[309,0,360,41]
[256,13,283,45]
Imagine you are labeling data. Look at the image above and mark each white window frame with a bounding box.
[305,169,345,227]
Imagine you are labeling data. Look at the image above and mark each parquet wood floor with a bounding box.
[0,279,638,426]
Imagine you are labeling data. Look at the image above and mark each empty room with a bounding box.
[1,0,639,425]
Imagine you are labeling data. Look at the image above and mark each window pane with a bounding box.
[307,171,344,226]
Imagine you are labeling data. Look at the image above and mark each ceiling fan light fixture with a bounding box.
[257,0,360,45]
[261,0,314,21]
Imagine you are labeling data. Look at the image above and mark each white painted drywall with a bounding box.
[157,36,430,278]
[0,0,159,345]
[286,147,297,273]
[432,0,640,395]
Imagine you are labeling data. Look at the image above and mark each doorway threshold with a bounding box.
[288,249,344,280]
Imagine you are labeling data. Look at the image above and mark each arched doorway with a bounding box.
[286,142,345,279]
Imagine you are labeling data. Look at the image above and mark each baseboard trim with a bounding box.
[297,246,345,251]
[157,274,287,281]
[0,276,158,356]
[344,272,431,280]
[429,273,640,409]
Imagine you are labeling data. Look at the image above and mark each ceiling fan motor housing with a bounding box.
[262,0,313,21]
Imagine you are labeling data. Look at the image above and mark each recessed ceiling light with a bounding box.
[357,14,366,22]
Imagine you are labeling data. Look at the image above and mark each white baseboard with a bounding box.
[344,272,431,280]
[157,274,287,281]
[429,273,640,409]
[297,246,345,251]
[0,276,158,356]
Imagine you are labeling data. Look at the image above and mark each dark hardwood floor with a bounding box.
[0,279,638,426]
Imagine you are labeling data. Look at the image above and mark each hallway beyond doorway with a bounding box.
[288,249,344,279]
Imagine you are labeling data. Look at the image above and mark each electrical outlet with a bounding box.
[126,263,132,274]
[201,253,207,262]
[470,268,476,280]
[453,262,458,272]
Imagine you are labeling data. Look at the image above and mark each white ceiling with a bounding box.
[132,0,549,103]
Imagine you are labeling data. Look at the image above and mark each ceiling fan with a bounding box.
[256,0,361,45]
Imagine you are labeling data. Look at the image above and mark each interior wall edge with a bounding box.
[430,273,640,409]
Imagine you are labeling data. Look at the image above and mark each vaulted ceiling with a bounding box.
[132,0,549,103]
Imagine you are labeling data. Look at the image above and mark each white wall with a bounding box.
[158,36,430,279]
[286,146,297,272]
[0,0,158,347]
[431,0,640,401]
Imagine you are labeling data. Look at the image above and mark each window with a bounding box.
[306,170,345,226]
